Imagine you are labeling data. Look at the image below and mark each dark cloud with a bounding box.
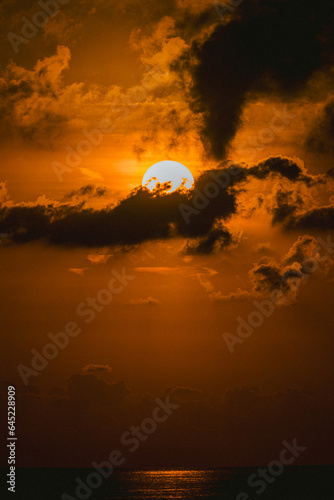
[182,0,334,157]
[48,386,66,397]
[306,99,334,154]
[283,235,323,268]
[248,235,332,303]
[247,156,315,184]
[68,374,129,405]
[0,171,237,246]
[249,260,304,303]
[263,170,334,230]
[284,206,334,231]
[12,376,334,467]
[63,185,108,201]
[270,185,306,225]
[164,386,202,403]
[0,156,328,247]
[182,222,236,255]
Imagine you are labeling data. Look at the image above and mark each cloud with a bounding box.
[125,296,161,306]
[86,252,112,265]
[0,182,10,204]
[182,0,334,157]
[0,157,330,247]
[196,267,254,302]
[209,289,254,302]
[248,234,333,303]
[0,46,73,144]
[48,386,66,397]
[254,242,272,253]
[134,266,182,274]
[82,364,113,374]
[0,169,237,245]
[202,234,333,305]
[306,98,334,154]
[284,206,334,231]
[164,385,202,403]
[246,156,316,185]
[63,185,109,202]
[269,184,308,225]
[67,374,129,404]
[15,374,334,468]
[182,222,238,255]
[249,260,302,303]
[68,267,88,275]
[283,235,324,268]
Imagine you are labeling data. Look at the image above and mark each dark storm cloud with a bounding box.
[0,183,235,246]
[183,0,334,158]
[284,206,334,231]
[306,99,334,154]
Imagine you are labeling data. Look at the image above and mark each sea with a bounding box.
[4,466,334,500]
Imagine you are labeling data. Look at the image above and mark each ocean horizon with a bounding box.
[5,465,334,500]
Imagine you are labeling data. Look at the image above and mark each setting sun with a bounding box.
[1,0,334,498]
[142,160,194,192]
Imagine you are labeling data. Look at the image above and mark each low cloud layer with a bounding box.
[4,375,334,467]
[0,156,330,249]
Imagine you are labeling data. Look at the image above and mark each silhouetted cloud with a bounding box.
[0,156,329,247]
[182,0,334,157]
[248,235,332,303]
[284,206,334,231]
[270,184,306,225]
[182,223,236,255]
[67,374,129,405]
[13,375,334,467]
[306,99,334,154]
[63,185,109,201]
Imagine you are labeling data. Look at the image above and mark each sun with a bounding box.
[142,161,194,192]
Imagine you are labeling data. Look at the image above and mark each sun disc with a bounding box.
[142,161,194,192]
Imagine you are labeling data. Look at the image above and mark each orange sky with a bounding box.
[1,0,334,468]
